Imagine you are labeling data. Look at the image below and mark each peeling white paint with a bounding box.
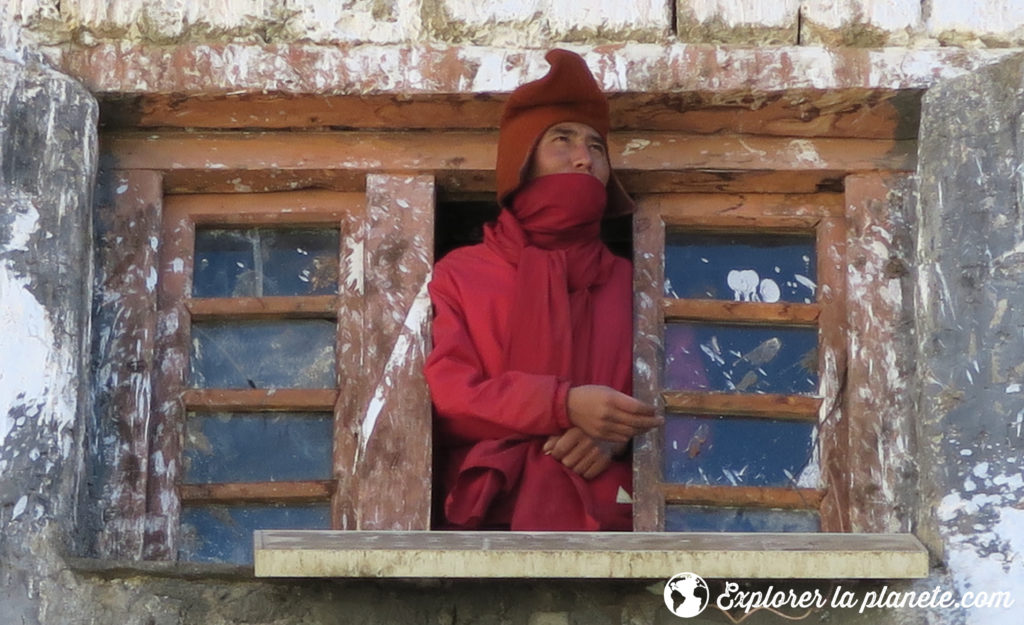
[357,276,431,460]
[936,466,1024,624]
[1,203,76,459]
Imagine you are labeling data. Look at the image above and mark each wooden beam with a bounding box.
[161,168,846,195]
[100,90,920,140]
[188,296,338,320]
[253,530,930,579]
[180,481,334,504]
[662,391,821,421]
[163,190,364,224]
[663,299,820,326]
[660,484,824,509]
[641,192,843,231]
[103,131,915,175]
[183,389,338,412]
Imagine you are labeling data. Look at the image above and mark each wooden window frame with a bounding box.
[152,191,355,559]
[91,116,925,577]
[631,192,849,532]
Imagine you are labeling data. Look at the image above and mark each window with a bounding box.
[91,95,926,577]
[92,171,435,563]
[631,192,848,532]
[161,192,353,563]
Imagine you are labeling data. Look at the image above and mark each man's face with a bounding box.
[528,122,611,186]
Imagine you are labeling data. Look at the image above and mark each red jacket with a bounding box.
[425,174,633,530]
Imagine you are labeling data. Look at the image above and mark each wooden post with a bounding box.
[632,197,666,531]
[353,174,435,530]
[844,173,917,533]
[91,169,163,559]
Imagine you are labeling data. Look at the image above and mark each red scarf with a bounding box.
[443,173,631,530]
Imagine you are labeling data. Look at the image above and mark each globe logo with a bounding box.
[663,572,710,618]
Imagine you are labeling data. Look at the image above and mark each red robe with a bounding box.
[425,173,633,530]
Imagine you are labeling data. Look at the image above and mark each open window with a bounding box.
[90,90,927,578]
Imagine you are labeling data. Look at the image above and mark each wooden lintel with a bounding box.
[663,299,820,326]
[188,296,338,320]
[183,389,338,412]
[663,391,821,421]
[163,190,364,223]
[642,192,842,231]
[660,483,825,510]
[161,168,846,196]
[101,89,920,141]
[103,131,915,175]
[253,530,930,579]
[180,480,334,504]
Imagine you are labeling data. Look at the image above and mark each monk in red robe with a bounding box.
[425,49,662,531]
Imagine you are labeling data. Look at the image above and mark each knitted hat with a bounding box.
[496,49,634,216]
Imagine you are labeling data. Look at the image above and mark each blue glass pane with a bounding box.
[194,228,339,297]
[665,232,816,303]
[180,504,330,564]
[183,412,333,484]
[190,320,336,389]
[665,506,820,532]
[666,323,818,394]
[663,414,816,487]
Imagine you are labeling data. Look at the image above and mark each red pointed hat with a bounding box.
[496,49,634,216]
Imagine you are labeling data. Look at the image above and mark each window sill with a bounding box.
[66,556,251,580]
[253,531,929,580]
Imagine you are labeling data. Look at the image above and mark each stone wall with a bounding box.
[2,0,1024,51]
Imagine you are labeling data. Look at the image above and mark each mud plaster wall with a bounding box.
[0,56,97,624]
[914,53,1024,625]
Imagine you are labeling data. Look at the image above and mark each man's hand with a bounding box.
[567,385,661,443]
[543,427,624,480]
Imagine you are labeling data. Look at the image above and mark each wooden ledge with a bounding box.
[253,531,928,580]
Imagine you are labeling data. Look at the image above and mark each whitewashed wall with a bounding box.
[2,0,1024,48]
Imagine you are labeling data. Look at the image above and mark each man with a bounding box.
[425,49,661,531]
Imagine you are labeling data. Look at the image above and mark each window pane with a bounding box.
[665,505,820,532]
[179,504,330,564]
[190,320,336,389]
[665,232,816,303]
[194,227,339,297]
[665,323,818,394]
[663,414,816,487]
[183,412,333,484]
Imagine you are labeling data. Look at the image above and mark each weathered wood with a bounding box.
[662,391,821,421]
[92,169,163,560]
[660,484,825,509]
[162,190,364,224]
[354,174,435,530]
[188,295,338,320]
[844,173,916,533]
[179,481,334,504]
[253,530,930,579]
[816,216,851,533]
[101,89,921,140]
[332,210,365,530]
[632,203,666,531]
[144,186,195,560]
[161,168,845,196]
[663,299,820,326]
[103,131,916,175]
[182,389,338,412]
[640,192,843,231]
